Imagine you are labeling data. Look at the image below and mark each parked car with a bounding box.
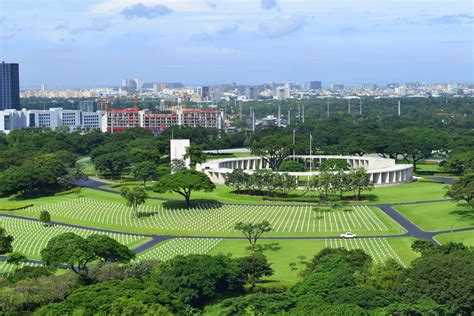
[340,232,357,238]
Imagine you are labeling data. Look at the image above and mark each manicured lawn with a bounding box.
[359,180,448,204]
[395,201,474,231]
[210,237,419,284]
[5,199,403,237]
[435,230,474,247]
[136,180,449,205]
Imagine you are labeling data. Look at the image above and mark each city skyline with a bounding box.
[1,0,473,86]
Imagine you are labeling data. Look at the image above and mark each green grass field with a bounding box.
[114,180,450,205]
[435,231,474,247]
[5,196,404,236]
[395,201,474,231]
[210,237,419,283]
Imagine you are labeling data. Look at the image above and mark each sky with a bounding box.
[0,0,473,87]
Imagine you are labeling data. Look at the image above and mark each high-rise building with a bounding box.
[78,100,97,112]
[0,62,20,110]
[244,86,258,100]
[197,86,210,100]
[331,84,345,90]
[309,81,322,90]
[120,79,138,92]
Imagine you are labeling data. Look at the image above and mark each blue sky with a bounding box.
[1,0,473,87]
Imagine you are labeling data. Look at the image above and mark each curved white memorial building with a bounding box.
[197,155,413,186]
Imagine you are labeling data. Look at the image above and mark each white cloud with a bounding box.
[121,3,173,19]
[259,15,311,38]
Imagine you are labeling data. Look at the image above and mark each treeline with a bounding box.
[0,240,471,314]
[0,127,242,197]
[225,167,373,200]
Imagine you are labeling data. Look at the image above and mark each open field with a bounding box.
[210,237,419,283]
[0,216,149,260]
[435,231,474,247]
[138,180,449,205]
[11,198,404,236]
[395,201,474,231]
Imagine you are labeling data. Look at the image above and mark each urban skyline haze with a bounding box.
[1,0,473,87]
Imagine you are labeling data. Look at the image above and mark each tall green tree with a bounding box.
[131,161,158,187]
[224,168,248,194]
[234,221,272,253]
[445,173,474,207]
[251,135,293,171]
[120,186,148,217]
[349,168,374,200]
[154,169,215,207]
[184,145,207,167]
[0,227,13,254]
[41,233,135,276]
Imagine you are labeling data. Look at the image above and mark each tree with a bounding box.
[120,186,148,217]
[278,160,305,172]
[224,168,248,194]
[445,173,474,207]
[154,169,215,207]
[41,232,92,275]
[400,128,450,171]
[234,221,272,253]
[236,253,273,289]
[92,152,129,179]
[0,227,13,254]
[251,135,293,171]
[153,254,240,307]
[56,167,87,189]
[273,173,297,196]
[399,242,474,314]
[349,168,374,200]
[41,233,135,276]
[319,159,349,171]
[184,145,207,167]
[170,159,187,173]
[39,210,51,226]
[131,161,158,187]
[6,252,27,266]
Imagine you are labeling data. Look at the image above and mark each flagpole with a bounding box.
[310,133,313,172]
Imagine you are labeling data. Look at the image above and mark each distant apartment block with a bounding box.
[308,81,322,90]
[0,108,102,133]
[0,62,20,110]
[103,108,223,133]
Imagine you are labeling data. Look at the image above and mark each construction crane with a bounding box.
[96,94,141,111]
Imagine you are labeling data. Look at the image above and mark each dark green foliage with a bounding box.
[398,242,474,314]
[445,173,474,207]
[220,293,296,315]
[278,160,305,172]
[41,233,135,276]
[235,253,273,288]
[152,254,241,307]
[319,158,349,171]
[131,161,159,186]
[250,134,293,171]
[35,278,183,315]
[0,227,13,254]
[7,266,54,283]
[6,252,27,266]
[39,210,51,225]
[154,169,215,207]
[120,186,147,217]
